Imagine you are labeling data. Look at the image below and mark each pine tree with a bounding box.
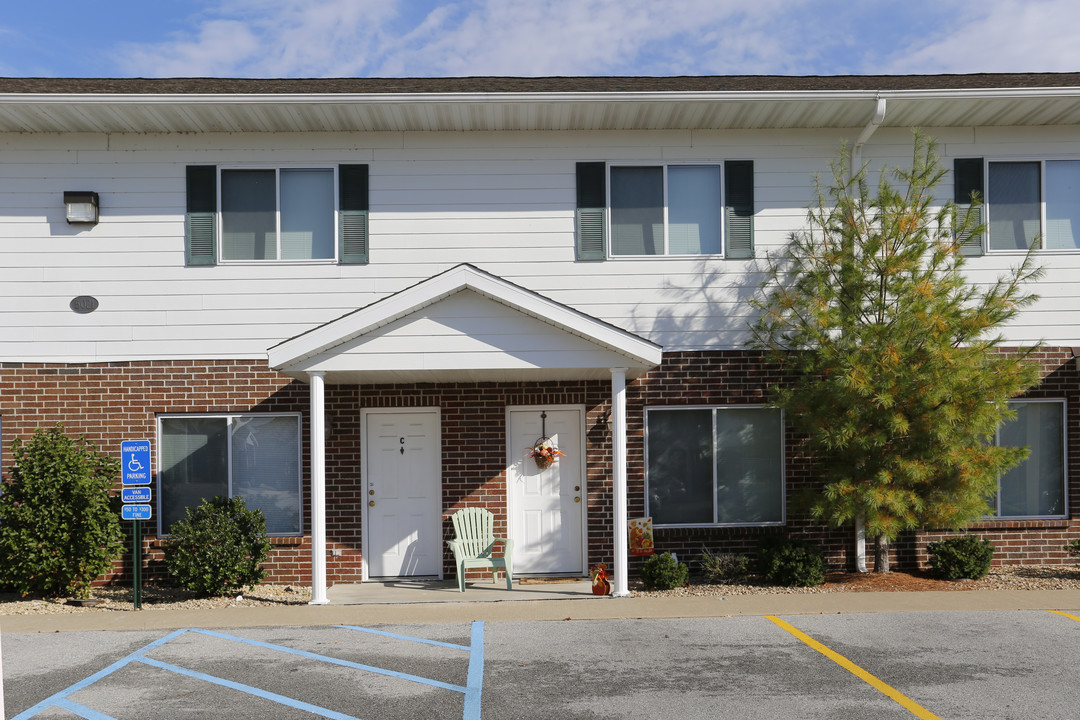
[748,133,1042,572]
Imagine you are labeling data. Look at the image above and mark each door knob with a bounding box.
[369,501,376,507]
[574,497,581,503]
[369,489,375,495]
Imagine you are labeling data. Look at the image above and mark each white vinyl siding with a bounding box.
[2,127,1080,362]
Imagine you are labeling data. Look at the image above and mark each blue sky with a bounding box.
[1,0,1077,78]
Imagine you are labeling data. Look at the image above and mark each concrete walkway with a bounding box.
[3,581,1078,634]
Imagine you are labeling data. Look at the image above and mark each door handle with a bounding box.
[369,501,376,507]
[574,497,581,503]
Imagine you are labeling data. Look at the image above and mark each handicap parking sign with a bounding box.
[121,440,151,485]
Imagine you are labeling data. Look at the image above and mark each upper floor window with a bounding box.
[185,164,369,267]
[575,160,754,261]
[221,168,335,261]
[954,157,1080,254]
[610,165,723,255]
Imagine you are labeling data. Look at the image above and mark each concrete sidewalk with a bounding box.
[2,579,1078,634]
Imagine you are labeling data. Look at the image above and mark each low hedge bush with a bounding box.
[164,496,271,597]
[755,536,826,587]
[926,535,994,580]
[640,552,689,590]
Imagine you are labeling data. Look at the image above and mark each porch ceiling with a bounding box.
[267,264,663,385]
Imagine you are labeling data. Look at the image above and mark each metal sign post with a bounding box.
[120,440,152,611]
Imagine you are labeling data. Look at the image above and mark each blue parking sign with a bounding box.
[121,504,152,521]
[122,487,151,503]
[121,440,151,485]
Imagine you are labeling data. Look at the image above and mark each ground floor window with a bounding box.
[646,406,784,526]
[992,399,1067,518]
[158,414,302,535]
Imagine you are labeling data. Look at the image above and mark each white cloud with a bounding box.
[880,0,1080,74]
[110,0,1067,78]
[114,0,824,78]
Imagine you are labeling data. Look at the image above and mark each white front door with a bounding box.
[507,408,585,575]
[363,410,441,578]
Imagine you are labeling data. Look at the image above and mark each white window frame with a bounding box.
[156,412,304,537]
[217,164,339,264]
[985,158,1080,254]
[607,162,727,259]
[644,404,786,528]
[989,398,1068,520]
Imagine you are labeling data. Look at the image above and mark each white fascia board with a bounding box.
[268,264,662,371]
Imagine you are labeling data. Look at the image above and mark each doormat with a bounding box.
[518,577,585,584]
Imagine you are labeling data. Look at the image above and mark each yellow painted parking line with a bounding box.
[766,615,942,720]
[1048,610,1080,622]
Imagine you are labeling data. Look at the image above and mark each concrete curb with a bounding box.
[3,589,1078,634]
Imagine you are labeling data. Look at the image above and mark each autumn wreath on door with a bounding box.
[529,437,565,470]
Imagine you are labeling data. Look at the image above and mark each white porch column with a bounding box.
[309,371,329,605]
[610,367,631,597]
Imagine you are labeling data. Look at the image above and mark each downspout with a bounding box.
[850,97,886,573]
[850,97,887,180]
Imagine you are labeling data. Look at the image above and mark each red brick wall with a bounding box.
[631,349,1080,572]
[1,348,1076,588]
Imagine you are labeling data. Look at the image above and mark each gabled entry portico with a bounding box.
[268,264,662,603]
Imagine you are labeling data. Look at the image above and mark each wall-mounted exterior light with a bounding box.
[64,191,99,224]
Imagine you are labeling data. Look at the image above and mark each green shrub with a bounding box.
[755,536,826,587]
[0,424,125,598]
[698,548,750,584]
[1065,538,1080,559]
[640,552,689,590]
[926,535,994,580]
[164,496,271,597]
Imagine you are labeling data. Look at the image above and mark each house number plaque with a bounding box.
[70,296,99,314]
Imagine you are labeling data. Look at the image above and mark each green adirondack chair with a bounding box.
[447,507,514,592]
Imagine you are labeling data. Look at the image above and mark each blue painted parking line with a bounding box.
[138,655,363,720]
[13,622,486,720]
[335,623,472,651]
[191,628,470,694]
[12,629,188,720]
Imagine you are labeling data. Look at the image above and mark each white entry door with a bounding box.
[364,410,441,578]
[508,408,584,575]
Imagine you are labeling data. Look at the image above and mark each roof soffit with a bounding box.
[4,74,1080,133]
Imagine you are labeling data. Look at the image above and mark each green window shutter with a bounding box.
[339,164,369,264]
[724,160,754,259]
[576,162,607,261]
[954,158,985,257]
[185,166,216,266]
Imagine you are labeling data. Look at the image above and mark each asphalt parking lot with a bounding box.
[6,610,1080,719]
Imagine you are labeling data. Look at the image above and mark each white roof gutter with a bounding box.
[3,85,1079,107]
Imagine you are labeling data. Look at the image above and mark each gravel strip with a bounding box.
[0,583,312,616]
[1,565,1077,615]
[633,565,1080,598]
